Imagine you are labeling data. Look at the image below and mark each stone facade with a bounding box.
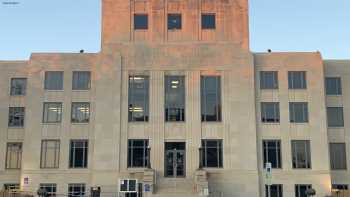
[0,0,349,197]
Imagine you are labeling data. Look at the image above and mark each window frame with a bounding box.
[44,71,64,90]
[164,75,185,122]
[260,71,278,89]
[326,77,342,95]
[127,139,149,168]
[128,75,150,122]
[288,71,307,89]
[262,140,282,169]
[68,183,86,197]
[71,102,90,123]
[43,102,63,123]
[8,107,25,128]
[327,107,344,127]
[261,102,280,123]
[291,140,311,169]
[201,139,223,168]
[10,78,27,96]
[289,102,309,123]
[69,140,89,169]
[265,184,283,197]
[134,14,148,30]
[295,184,312,197]
[40,140,60,169]
[72,71,91,90]
[39,183,57,197]
[5,142,22,170]
[201,13,216,29]
[329,143,347,170]
[201,76,222,122]
[167,13,182,30]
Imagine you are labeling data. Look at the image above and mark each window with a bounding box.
[6,143,22,169]
[69,140,88,168]
[40,184,57,197]
[289,102,308,123]
[134,14,148,30]
[292,140,311,169]
[329,143,347,170]
[261,102,280,123]
[201,76,221,122]
[128,75,149,122]
[201,14,216,29]
[295,184,311,197]
[168,14,182,30]
[326,77,342,95]
[43,102,62,123]
[10,78,26,95]
[73,71,91,90]
[8,107,25,127]
[288,71,306,89]
[263,140,282,168]
[128,139,149,168]
[260,71,278,89]
[68,184,86,197]
[165,76,185,122]
[332,184,348,190]
[71,102,90,123]
[327,107,344,127]
[45,71,63,90]
[202,140,223,168]
[41,140,60,168]
[3,184,20,190]
[265,184,283,197]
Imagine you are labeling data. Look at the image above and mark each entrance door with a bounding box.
[165,142,186,178]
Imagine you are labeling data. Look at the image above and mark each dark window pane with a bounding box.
[202,140,222,168]
[68,184,85,197]
[332,184,348,190]
[45,71,63,90]
[202,14,216,29]
[128,76,149,122]
[326,77,342,95]
[289,102,308,123]
[201,76,221,122]
[295,185,311,197]
[6,143,22,169]
[134,14,148,30]
[288,71,306,89]
[165,76,185,122]
[265,185,283,197]
[69,140,88,168]
[43,103,62,123]
[292,141,311,169]
[263,140,282,168]
[327,107,344,127]
[8,107,25,127]
[260,71,278,89]
[261,102,280,123]
[40,184,57,197]
[329,143,347,170]
[10,78,27,95]
[73,71,91,90]
[71,102,90,123]
[168,14,182,30]
[128,139,149,168]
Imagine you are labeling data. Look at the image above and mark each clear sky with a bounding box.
[0,0,349,60]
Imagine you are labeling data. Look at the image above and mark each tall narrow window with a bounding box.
[68,184,86,197]
[40,184,57,197]
[292,140,311,169]
[41,140,60,169]
[128,139,149,168]
[295,184,311,197]
[8,107,25,127]
[6,143,22,169]
[72,71,91,90]
[168,14,182,30]
[201,14,216,29]
[45,71,63,90]
[165,76,185,122]
[265,184,283,197]
[43,102,62,123]
[288,71,306,89]
[202,140,223,168]
[71,102,90,123]
[128,75,149,122]
[329,143,347,170]
[69,140,88,168]
[263,140,282,168]
[261,102,280,123]
[327,107,344,127]
[326,77,342,95]
[289,102,308,123]
[260,71,278,89]
[134,14,148,30]
[201,76,221,122]
[10,78,27,96]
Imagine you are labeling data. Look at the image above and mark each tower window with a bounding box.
[134,14,148,30]
[202,14,216,29]
[168,14,182,30]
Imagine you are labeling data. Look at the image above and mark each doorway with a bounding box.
[164,142,186,178]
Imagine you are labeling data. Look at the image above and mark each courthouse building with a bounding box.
[0,0,349,196]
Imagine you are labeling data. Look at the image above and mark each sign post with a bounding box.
[265,163,272,197]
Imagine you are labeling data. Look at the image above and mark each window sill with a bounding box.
[8,126,24,129]
[127,168,148,172]
[202,167,224,173]
[134,29,148,32]
[9,95,26,97]
[72,89,91,92]
[326,95,342,97]
[168,29,182,32]
[261,122,280,125]
[71,122,90,125]
[290,122,309,125]
[42,123,62,125]
[45,90,64,92]
[328,126,345,129]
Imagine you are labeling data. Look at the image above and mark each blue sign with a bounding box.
[144,184,151,192]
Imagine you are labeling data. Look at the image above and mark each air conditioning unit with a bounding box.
[119,179,138,193]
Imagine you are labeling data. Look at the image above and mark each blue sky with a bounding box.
[0,0,349,60]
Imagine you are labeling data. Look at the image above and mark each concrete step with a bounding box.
[155,178,196,195]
